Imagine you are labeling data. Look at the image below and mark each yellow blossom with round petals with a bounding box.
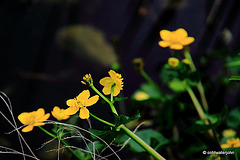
[222,129,236,137]
[65,90,99,119]
[99,70,124,97]
[221,137,240,149]
[134,91,150,101]
[18,108,50,132]
[51,106,70,121]
[159,28,195,50]
[168,57,179,67]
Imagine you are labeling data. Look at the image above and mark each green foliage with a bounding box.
[115,129,169,152]
[229,76,240,81]
[227,108,240,129]
[113,111,141,127]
[89,127,119,143]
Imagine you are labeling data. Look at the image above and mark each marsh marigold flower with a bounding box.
[51,106,70,121]
[134,91,150,101]
[65,90,99,119]
[159,28,194,50]
[168,57,179,67]
[221,137,240,149]
[99,70,123,97]
[222,129,236,137]
[18,108,50,132]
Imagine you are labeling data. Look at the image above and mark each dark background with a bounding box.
[0,0,240,159]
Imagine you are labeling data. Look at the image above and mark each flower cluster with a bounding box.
[18,70,123,132]
[221,137,240,149]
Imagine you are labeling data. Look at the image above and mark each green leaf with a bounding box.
[229,76,240,81]
[114,111,141,126]
[88,127,118,143]
[115,129,169,152]
[114,97,128,102]
[186,106,228,133]
[227,108,240,128]
[168,79,186,92]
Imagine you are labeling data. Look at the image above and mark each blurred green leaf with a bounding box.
[115,129,169,152]
[229,76,240,81]
[186,106,228,133]
[114,111,141,126]
[227,108,240,129]
[114,97,128,102]
[168,79,186,92]
[89,127,118,143]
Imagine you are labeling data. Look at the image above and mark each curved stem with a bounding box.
[38,126,82,160]
[89,113,115,127]
[90,84,118,116]
[183,49,209,111]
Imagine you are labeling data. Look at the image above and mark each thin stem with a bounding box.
[90,84,118,116]
[140,70,162,94]
[38,126,82,160]
[89,113,115,127]
[183,82,214,137]
[120,125,165,160]
[234,148,239,160]
[183,49,209,111]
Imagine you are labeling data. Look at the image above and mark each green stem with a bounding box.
[234,148,239,160]
[89,113,115,127]
[120,125,165,160]
[90,84,118,116]
[183,49,209,111]
[38,126,82,160]
[140,70,162,94]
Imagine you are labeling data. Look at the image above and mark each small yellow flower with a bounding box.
[222,129,236,137]
[99,70,124,97]
[134,91,150,101]
[182,58,191,65]
[81,74,93,86]
[65,90,99,119]
[51,106,70,121]
[18,108,50,132]
[221,137,240,149]
[168,57,179,67]
[159,28,195,50]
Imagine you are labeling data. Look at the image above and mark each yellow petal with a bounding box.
[79,107,89,119]
[66,99,76,107]
[22,125,34,132]
[38,113,50,122]
[112,86,121,97]
[102,86,111,95]
[160,30,173,41]
[170,44,183,50]
[85,95,99,107]
[64,106,79,115]
[174,28,188,38]
[108,70,118,79]
[158,41,171,48]
[221,144,231,149]
[180,37,195,45]
[18,112,30,125]
[33,122,45,126]
[99,77,114,87]
[77,90,90,102]
[35,108,45,120]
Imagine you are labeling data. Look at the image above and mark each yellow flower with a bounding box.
[18,108,50,132]
[222,129,236,137]
[81,74,93,86]
[51,106,70,121]
[65,90,99,119]
[99,70,124,97]
[159,28,195,50]
[168,57,179,67]
[221,137,240,149]
[134,91,150,101]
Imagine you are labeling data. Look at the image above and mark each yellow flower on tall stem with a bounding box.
[221,137,240,149]
[65,90,99,119]
[159,28,194,50]
[18,108,50,132]
[99,70,124,97]
[51,106,70,121]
